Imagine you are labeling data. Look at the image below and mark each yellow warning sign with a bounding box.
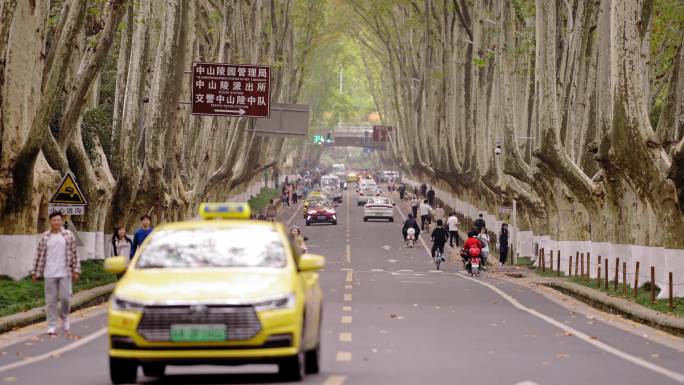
[49,172,87,205]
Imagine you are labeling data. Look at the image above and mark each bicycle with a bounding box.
[434,248,445,270]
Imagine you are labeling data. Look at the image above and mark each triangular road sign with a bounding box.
[49,172,87,205]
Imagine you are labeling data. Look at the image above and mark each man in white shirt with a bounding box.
[32,211,80,335]
[446,212,459,247]
[418,200,432,230]
[410,196,419,218]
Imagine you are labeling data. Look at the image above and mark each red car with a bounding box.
[305,204,338,226]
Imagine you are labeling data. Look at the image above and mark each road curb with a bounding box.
[542,279,684,337]
[0,283,115,334]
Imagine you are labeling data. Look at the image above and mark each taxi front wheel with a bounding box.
[109,356,137,384]
[278,350,305,381]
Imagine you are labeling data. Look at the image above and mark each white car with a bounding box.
[356,179,376,191]
[364,197,395,222]
[357,186,381,206]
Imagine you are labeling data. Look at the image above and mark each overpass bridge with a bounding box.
[317,126,388,150]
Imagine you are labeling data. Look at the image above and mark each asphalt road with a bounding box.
[1,185,683,385]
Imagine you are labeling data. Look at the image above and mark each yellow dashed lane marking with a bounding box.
[336,352,352,362]
[342,306,352,311]
[339,332,352,342]
[345,270,353,282]
[343,293,352,301]
[346,244,351,263]
[322,375,347,385]
[341,315,352,324]
[345,284,352,290]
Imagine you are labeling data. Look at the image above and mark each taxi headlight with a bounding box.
[253,293,296,312]
[111,296,145,312]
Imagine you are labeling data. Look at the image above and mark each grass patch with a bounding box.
[560,275,683,317]
[0,260,117,318]
[515,256,533,267]
[248,188,280,213]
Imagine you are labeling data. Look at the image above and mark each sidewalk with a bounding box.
[490,267,684,337]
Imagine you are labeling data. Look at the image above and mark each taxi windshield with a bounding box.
[136,227,287,269]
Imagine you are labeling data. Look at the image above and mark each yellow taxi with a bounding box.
[346,172,359,183]
[104,203,325,384]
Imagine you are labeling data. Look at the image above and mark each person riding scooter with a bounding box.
[462,230,483,273]
[402,214,421,241]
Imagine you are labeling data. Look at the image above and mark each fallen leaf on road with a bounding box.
[563,331,573,336]
[51,353,61,358]
[651,354,659,358]
[590,336,598,340]
[541,361,551,366]
[557,353,570,359]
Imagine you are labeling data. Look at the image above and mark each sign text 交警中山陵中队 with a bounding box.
[192,62,270,118]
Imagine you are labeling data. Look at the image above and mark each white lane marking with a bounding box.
[285,202,303,226]
[341,316,352,324]
[513,382,540,385]
[339,332,352,342]
[346,244,351,263]
[336,351,352,362]
[322,374,347,385]
[398,269,413,272]
[0,328,107,374]
[371,268,384,272]
[400,281,434,284]
[395,203,684,383]
[343,294,352,301]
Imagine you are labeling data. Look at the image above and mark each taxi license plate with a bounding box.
[170,324,226,342]
[318,216,327,220]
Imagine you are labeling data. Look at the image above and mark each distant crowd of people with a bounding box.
[400,182,511,268]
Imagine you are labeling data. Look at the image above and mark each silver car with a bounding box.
[363,197,395,222]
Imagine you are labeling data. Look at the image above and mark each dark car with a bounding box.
[305,203,338,226]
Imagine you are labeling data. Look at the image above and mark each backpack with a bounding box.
[469,247,481,257]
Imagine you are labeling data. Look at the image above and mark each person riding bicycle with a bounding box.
[402,214,421,241]
[430,219,449,262]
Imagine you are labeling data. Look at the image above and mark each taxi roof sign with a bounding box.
[199,202,251,220]
[49,172,87,205]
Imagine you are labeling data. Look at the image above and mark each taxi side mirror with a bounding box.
[298,253,325,272]
[104,256,129,274]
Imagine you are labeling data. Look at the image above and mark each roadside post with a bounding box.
[568,255,572,277]
[614,258,619,291]
[604,258,608,290]
[623,262,627,296]
[575,251,579,276]
[669,272,674,312]
[634,261,640,297]
[651,266,656,304]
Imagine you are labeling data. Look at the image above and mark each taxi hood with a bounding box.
[113,268,294,304]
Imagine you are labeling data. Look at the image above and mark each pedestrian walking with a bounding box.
[291,184,299,204]
[420,183,427,198]
[499,223,509,265]
[31,211,80,335]
[265,199,277,222]
[398,184,406,200]
[474,213,486,231]
[282,184,290,207]
[477,227,490,268]
[130,214,154,258]
[418,199,432,230]
[110,226,132,258]
[427,186,435,207]
[446,212,459,247]
[432,203,445,224]
[410,196,419,218]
